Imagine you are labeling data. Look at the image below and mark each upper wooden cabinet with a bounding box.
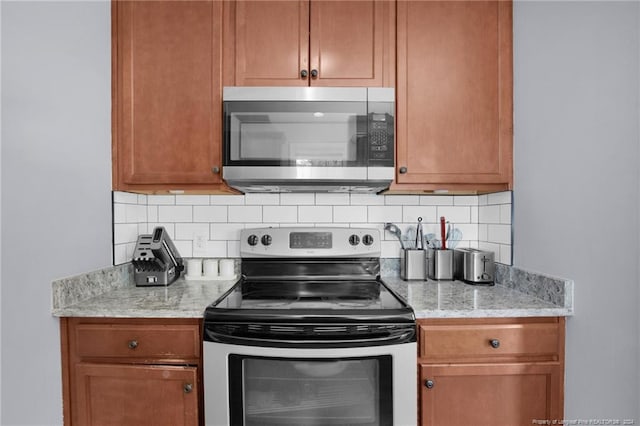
[393,0,513,193]
[112,0,227,192]
[223,0,395,87]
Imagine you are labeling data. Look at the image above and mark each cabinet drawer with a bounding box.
[73,323,200,361]
[419,318,561,361]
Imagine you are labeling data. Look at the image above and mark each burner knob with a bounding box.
[247,234,259,246]
[261,234,272,246]
[349,234,360,246]
[363,234,374,246]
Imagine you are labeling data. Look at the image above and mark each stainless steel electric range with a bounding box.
[203,227,417,426]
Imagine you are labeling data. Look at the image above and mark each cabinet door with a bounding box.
[420,363,562,426]
[113,1,223,189]
[228,0,309,86]
[309,1,394,87]
[74,363,198,426]
[395,1,513,191]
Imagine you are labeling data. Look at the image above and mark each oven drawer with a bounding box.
[72,320,200,362]
[418,318,562,362]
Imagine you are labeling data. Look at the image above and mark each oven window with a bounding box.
[229,355,392,426]
[224,101,368,166]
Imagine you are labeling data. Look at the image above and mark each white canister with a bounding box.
[203,259,219,278]
[186,259,203,278]
[219,259,235,278]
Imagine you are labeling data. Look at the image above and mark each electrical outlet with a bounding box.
[193,233,207,257]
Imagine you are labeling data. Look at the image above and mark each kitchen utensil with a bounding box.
[384,223,405,249]
[415,217,424,250]
[447,228,463,249]
[440,217,447,250]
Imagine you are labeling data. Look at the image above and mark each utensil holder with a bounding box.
[401,249,426,281]
[427,249,453,280]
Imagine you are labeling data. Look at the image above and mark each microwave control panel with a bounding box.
[368,112,394,163]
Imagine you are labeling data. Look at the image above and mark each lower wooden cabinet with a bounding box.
[60,318,202,426]
[417,317,565,426]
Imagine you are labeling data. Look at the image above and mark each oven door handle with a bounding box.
[203,327,416,348]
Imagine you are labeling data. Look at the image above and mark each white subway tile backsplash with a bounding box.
[211,223,244,240]
[147,206,158,223]
[263,206,298,223]
[147,195,176,205]
[454,196,479,206]
[228,205,262,223]
[437,206,471,223]
[245,193,280,205]
[316,193,350,205]
[402,206,437,224]
[210,195,245,205]
[175,223,210,240]
[299,205,332,223]
[500,204,512,224]
[227,240,241,257]
[113,191,139,204]
[420,195,453,206]
[281,193,315,205]
[385,195,419,205]
[479,205,501,224]
[488,224,511,245]
[368,205,402,223]
[194,206,227,223]
[114,223,139,244]
[487,191,512,205]
[334,205,367,223]
[198,240,227,257]
[176,195,210,205]
[350,193,384,205]
[173,240,193,258]
[111,191,513,265]
[158,206,192,222]
[113,204,126,224]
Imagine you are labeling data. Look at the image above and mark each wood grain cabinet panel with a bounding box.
[394,0,513,192]
[74,363,198,426]
[61,318,202,426]
[417,318,565,426]
[225,0,394,87]
[420,363,562,426]
[112,0,225,192]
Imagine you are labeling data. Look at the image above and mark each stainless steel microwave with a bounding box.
[222,87,394,193]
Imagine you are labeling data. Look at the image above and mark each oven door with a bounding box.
[203,342,416,426]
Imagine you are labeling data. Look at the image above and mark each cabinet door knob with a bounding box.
[183,383,193,394]
[127,340,138,350]
[399,166,408,174]
[300,69,308,78]
[489,339,500,349]
[425,379,434,389]
[211,166,220,174]
[310,69,318,78]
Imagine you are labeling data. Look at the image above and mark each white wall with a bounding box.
[1,2,112,425]
[513,1,639,422]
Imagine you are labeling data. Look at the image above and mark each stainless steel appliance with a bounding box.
[454,248,495,284]
[203,227,416,426]
[222,87,395,193]
[132,226,184,286]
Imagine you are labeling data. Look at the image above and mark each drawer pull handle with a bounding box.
[489,339,500,349]
[184,383,193,394]
[128,340,138,350]
[425,379,434,389]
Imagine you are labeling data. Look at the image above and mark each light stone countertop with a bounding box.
[52,263,573,319]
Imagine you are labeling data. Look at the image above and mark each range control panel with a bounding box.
[240,227,381,258]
